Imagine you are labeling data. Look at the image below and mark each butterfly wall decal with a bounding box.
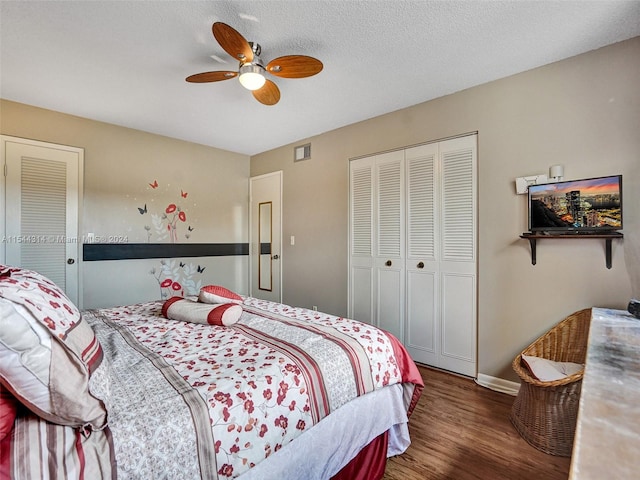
[188,226,194,232]
[197,265,206,273]
[181,190,188,198]
[179,262,185,268]
[138,204,147,214]
[149,180,158,189]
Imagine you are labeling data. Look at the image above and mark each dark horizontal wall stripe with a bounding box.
[83,243,249,261]
[260,243,272,255]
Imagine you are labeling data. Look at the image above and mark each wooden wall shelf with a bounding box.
[520,232,624,269]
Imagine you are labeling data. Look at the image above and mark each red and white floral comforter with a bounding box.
[5,297,423,479]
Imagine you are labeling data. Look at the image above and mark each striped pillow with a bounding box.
[198,285,243,305]
[0,266,106,430]
[163,297,243,326]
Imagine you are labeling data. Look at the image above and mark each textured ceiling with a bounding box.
[1,1,639,156]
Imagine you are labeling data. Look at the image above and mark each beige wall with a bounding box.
[250,37,640,381]
[1,100,250,308]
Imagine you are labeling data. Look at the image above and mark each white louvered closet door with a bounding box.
[349,134,476,377]
[349,156,374,325]
[2,136,82,305]
[348,149,405,340]
[349,135,477,376]
[374,151,404,341]
[405,135,476,376]
[405,143,439,366]
[438,135,477,377]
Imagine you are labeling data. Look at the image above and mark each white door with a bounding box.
[374,151,405,341]
[438,135,477,377]
[405,135,477,377]
[249,171,282,303]
[405,142,439,366]
[349,134,477,378]
[349,150,404,341]
[1,136,83,306]
[349,157,374,324]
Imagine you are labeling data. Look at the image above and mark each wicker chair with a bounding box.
[510,308,592,457]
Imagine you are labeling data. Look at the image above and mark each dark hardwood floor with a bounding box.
[383,365,571,480]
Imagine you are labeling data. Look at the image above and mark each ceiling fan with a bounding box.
[186,22,323,106]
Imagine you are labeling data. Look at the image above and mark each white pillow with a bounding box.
[521,354,584,382]
[0,266,106,429]
[162,297,243,326]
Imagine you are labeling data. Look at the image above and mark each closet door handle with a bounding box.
[417,262,424,269]
[385,260,392,267]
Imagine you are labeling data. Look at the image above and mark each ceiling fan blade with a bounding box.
[253,80,281,105]
[266,55,323,78]
[212,22,254,63]
[185,71,238,83]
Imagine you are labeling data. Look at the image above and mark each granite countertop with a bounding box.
[569,307,640,479]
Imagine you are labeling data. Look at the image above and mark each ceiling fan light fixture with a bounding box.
[238,63,266,91]
[188,22,322,105]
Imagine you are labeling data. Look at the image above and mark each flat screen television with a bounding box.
[528,175,622,233]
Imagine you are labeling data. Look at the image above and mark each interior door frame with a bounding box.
[0,135,84,307]
[249,171,283,302]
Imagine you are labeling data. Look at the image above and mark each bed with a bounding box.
[0,265,423,479]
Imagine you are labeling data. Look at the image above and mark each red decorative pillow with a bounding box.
[198,285,243,305]
[163,297,243,326]
[0,265,106,429]
[0,388,18,441]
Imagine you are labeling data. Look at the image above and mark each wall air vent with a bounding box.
[294,143,311,162]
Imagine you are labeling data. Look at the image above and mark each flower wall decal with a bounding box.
[140,180,193,243]
[150,260,204,299]
[164,203,187,243]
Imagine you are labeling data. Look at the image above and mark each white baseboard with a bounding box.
[475,373,520,396]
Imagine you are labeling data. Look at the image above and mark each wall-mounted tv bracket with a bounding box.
[520,232,624,269]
